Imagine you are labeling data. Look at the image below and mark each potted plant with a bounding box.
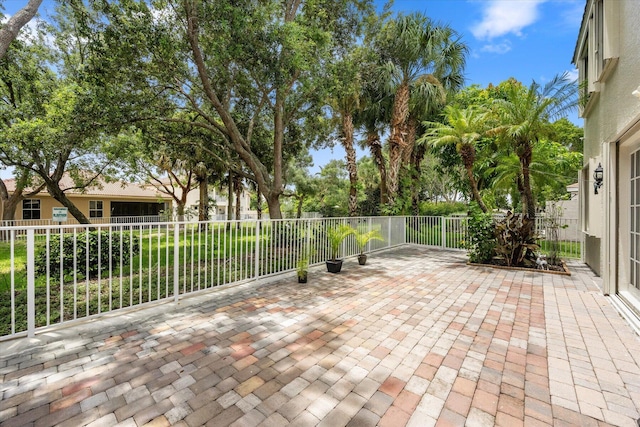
[354,226,384,265]
[325,224,355,273]
[297,253,309,283]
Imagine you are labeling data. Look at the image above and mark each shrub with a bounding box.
[466,205,496,263]
[493,212,539,267]
[34,230,139,280]
[419,201,467,217]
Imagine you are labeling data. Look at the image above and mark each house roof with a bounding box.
[4,174,170,200]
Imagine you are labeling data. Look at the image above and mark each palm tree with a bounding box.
[328,54,363,217]
[421,105,489,212]
[375,12,467,207]
[491,73,578,219]
[356,84,391,206]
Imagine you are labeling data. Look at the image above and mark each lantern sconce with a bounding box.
[593,163,604,194]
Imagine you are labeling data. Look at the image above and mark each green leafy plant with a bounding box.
[297,255,309,280]
[544,202,569,266]
[354,226,384,255]
[493,212,540,267]
[466,204,496,264]
[326,224,355,261]
[34,230,139,280]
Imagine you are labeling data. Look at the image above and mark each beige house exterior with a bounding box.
[0,175,172,224]
[574,0,640,318]
[184,185,255,220]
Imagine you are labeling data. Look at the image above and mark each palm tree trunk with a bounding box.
[521,156,535,220]
[411,145,426,216]
[342,113,358,217]
[388,82,410,205]
[366,131,388,205]
[460,144,488,213]
[402,116,418,164]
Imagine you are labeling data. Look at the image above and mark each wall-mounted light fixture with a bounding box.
[633,85,640,99]
[593,163,604,194]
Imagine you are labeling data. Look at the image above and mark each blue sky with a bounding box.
[1,0,584,178]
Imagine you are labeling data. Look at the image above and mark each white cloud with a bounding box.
[565,68,579,82]
[471,0,546,40]
[480,40,512,54]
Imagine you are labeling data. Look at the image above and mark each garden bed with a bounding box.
[467,260,571,276]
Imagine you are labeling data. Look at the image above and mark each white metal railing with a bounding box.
[0,215,581,340]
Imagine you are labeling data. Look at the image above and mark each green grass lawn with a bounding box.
[0,223,309,336]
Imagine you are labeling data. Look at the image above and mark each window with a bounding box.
[89,200,103,218]
[631,150,640,291]
[22,199,41,220]
[576,0,618,116]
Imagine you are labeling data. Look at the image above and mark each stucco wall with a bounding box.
[584,235,602,276]
[581,0,640,282]
[584,1,640,156]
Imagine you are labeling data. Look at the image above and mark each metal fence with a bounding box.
[0,215,582,340]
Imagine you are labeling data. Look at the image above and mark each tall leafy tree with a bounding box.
[421,105,490,212]
[374,12,467,207]
[327,51,365,217]
[491,73,578,219]
[0,35,51,221]
[75,0,373,220]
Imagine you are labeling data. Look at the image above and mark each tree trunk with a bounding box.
[198,178,209,222]
[2,197,21,222]
[265,193,283,220]
[388,82,410,205]
[521,151,535,220]
[0,0,43,58]
[296,196,303,219]
[0,171,44,222]
[459,144,488,213]
[234,174,242,221]
[342,112,358,217]
[366,131,388,205]
[411,145,426,216]
[402,116,418,164]
[256,190,263,220]
[227,172,233,222]
[46,184,91,224]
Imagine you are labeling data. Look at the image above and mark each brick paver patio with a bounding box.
[1,246,639,427]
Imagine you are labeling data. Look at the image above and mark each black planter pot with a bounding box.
[298,272,308,283]
[358,254,367,265]
[326,259,343,273]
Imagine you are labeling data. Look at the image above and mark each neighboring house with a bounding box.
[545,183,579,219]
[573,0,640,317]
[185,186,256,220]
[544,183,580,241]
[0,174,172,224]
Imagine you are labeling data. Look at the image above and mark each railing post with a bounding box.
[173,223,179,302]
[403,216,407,245]
[441,217,446,249]
[254,220,261,279]
[27,229,35,338]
